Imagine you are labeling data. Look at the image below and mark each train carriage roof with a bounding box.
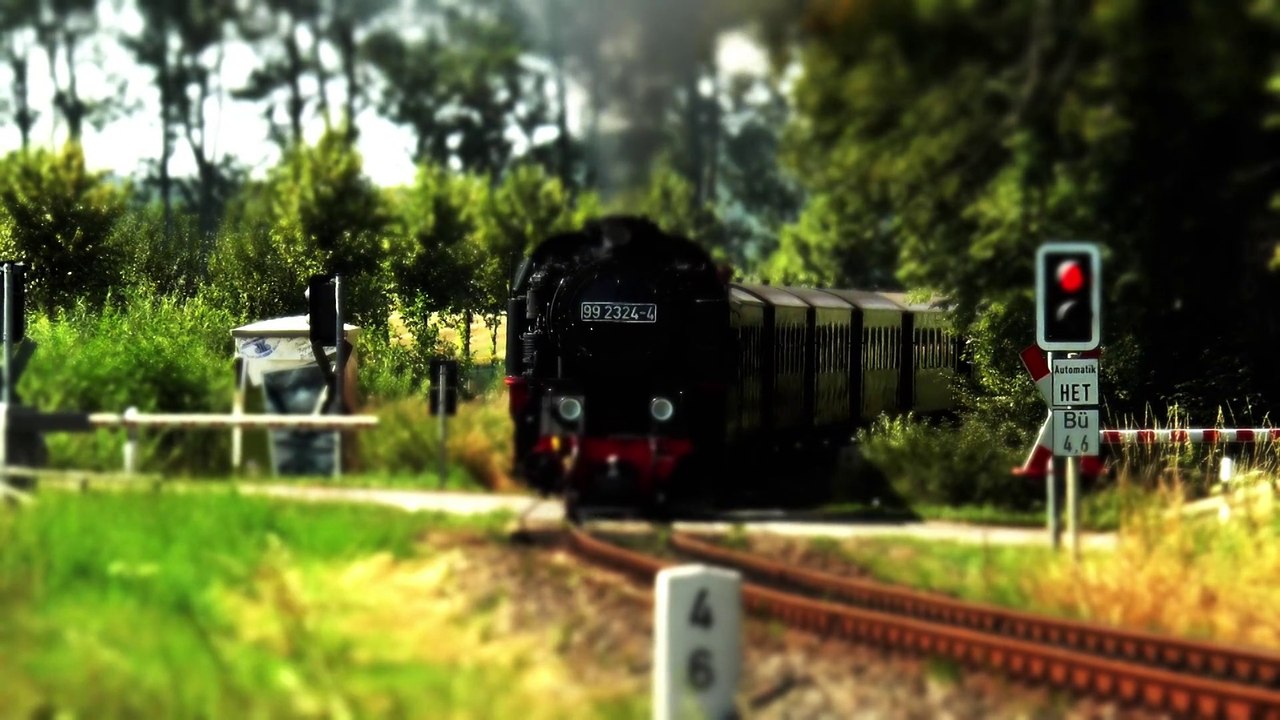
[820,288,906,311]
[733,283,809,308]
[879,291,952,313]
[777,286,854,310]
[729,286,765,306]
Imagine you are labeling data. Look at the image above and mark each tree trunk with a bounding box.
[705,63,720,203]
[61,31,84,140]
[549,0,571,187]
[285,22,304,145]
[9,54,35,149]
[312,20,332,129]
[158,18,173,242]
[337,21,359,139]
[684,65,705,208]
[462,309,473,362]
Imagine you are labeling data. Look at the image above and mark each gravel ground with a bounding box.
[442,530,1170,719]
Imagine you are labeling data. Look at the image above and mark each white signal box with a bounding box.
[654,565,742,720]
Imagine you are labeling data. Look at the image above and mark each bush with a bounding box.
[357,390,516,491]
[17,287,236,474]
[858,413,1036,510]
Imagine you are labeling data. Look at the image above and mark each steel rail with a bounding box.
[565,528,1280,719]
[669,532,1280,689]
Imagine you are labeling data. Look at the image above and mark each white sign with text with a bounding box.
[1053,408,1100,457]
[1051,359,1099,407]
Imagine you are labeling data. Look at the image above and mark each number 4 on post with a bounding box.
[654,566,742,720]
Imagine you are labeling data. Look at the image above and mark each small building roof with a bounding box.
[230,315,361,339]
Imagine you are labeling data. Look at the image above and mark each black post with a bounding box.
[333,274,344,479]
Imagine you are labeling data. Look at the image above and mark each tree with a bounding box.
[207,127,389,326]
[130,0,241,239]
[613,156,724,251]
[325,0,397,140]
[34,0,104,141]
[473,163,599,337]
[715,72,803,271]
[0,0,39,149]
[233,0,324,148]
[386,161,487,361]
[776,0,1280,420]
[0,143,126,313]
[366,0,551,179]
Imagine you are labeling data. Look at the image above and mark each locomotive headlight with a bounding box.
[649,396,675,423]
[556,396,584,422]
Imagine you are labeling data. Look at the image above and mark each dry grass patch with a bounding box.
[1025,476,1280,648]
[219,533,647,718]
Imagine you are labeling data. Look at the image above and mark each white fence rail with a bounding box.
[1,403,379,476]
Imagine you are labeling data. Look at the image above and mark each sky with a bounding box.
[0,5,771,188]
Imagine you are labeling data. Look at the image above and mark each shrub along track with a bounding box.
[565,527,1280,720]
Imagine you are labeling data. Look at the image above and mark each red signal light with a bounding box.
[1057,260,1084,293]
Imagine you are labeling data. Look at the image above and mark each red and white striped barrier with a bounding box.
[1102,428,1280,444]
[1014,414,1106,477]
[1015,425,1280,477]
[1019,346,1054,405]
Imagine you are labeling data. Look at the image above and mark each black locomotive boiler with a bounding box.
[504,216,963,518]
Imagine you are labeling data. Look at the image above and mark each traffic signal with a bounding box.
[429,358,459,416]
[0,261,25,343]
[1035,243,1101,351]
[306,274,337,345]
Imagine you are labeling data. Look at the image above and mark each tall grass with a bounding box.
[1,492,626,719]
[1026,465,1280,647]
[356,390,517,491]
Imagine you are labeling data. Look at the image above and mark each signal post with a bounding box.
[1035,242,1102,559]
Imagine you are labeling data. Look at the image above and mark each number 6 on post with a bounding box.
[654,565,742,720]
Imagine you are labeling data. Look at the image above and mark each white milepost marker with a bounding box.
[654,565,742,720]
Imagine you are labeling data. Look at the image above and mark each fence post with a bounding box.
[1067,455,1080,562]
[1,263,11,480]
[438,361,448,489]
[1046,455,1060,550]
[122,406,139,474]
[332,274,344,480]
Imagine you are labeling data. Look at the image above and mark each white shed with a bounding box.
[229,315,361,473]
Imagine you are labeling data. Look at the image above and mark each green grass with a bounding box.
[815,500,1117,531]
[815,535,1071,609]
[0,492,642,719]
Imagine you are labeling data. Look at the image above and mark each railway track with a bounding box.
[565,527,1280,719]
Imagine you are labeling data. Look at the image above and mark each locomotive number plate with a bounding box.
[580,302,658,323]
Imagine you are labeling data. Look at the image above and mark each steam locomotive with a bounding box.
[504,216,963,518]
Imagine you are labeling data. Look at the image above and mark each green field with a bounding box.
[0,492,643,719]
